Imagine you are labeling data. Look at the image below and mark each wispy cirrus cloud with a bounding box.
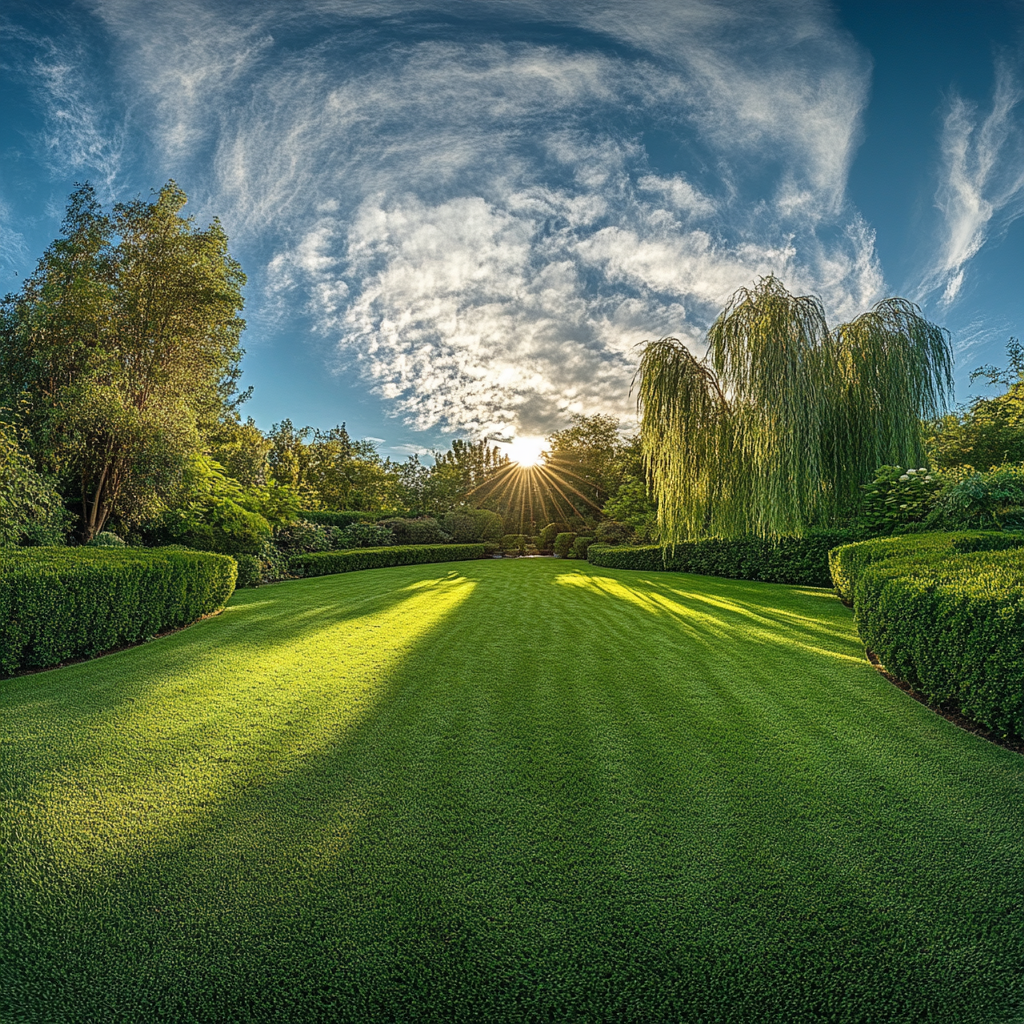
[923,61,1024,307]
[79,0,882,436]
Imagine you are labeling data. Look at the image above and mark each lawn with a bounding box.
[2,559,1021,1023]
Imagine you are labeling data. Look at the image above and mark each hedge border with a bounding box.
[0,546,236,677]
[289,544,485,578]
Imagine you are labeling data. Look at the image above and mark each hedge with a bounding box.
[829,530,1024,605]
[0,546,237,676]
[553,532,577,558]
[832,538,1024,736]
[289,544,485,578]
[299,510,378,530]
[587,530,862,587]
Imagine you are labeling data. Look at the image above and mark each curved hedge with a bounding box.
[831,537,1024,737]
[289,544,485,578]
[588,530,860,587]
[828,530,1024,605]
[0,546,237,676]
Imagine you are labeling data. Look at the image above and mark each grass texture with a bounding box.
[2,559,1021,1023]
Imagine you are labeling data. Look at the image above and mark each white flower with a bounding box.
[907,468,917,475]
[899,474,910,482]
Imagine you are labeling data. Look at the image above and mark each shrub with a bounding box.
[856,465,944,535]
[830,534,1024,736]
[0,414,72,547]
[500,534,528,555]
[828,530,1024,605]
[0,547,236,675]
[378,517,449,545]
[553,532,577,558]
[340,522,395,548]
[594,521,632,545]
[539,523,571,549]
[273,520,333,555]
[254,540,292,584]
[483,543,501,556]
[234,553,262,588]
[87,531,126,547]
[572,536,595,559]
[300,510,378,530]
[928,464,1024,532]
[587,530,862,587]
[289,544,485,578]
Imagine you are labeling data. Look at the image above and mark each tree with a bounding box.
[0,182,246,541]
[924,338,1024,470]
[637,276,953,542]
[544,414,623,507]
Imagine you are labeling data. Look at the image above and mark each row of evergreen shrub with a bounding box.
[0,546,237,676]
[587,530,862,587]
[828,530,1024,604]
[299,510,379,530]
[829,532,1024,737]
[288,544,486,578]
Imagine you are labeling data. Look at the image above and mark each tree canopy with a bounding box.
[0,182,246,541]
[637,276,953,542]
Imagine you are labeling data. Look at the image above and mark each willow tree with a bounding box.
[637,276,953,543]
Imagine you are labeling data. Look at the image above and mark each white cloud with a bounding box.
[923,61,1024,307]
[84,0,882,435]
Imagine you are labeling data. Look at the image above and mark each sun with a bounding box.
[504,435,546,468]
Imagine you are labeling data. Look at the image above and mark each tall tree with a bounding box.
[0,182,246,541]
[637,276,953,542]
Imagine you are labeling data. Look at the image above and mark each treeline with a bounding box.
[0,182,654,561]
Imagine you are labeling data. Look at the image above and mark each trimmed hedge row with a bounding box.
[587,530,861,587]
[0,546,237,676]
[828,530,1024,604]
[289,544,486,578]
[299,510,378,530]
[830,534,1024,736]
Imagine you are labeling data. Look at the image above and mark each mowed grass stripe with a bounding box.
[1,559,1021,1023]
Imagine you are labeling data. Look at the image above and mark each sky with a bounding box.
[2,0,1023,459]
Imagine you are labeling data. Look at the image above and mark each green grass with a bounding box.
[2,559,1022,1023]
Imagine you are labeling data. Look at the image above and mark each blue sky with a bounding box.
[2,1,1023,458]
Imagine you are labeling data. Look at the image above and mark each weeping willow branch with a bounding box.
[638,276,953,543]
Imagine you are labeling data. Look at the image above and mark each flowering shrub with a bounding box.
[857,465,943,535]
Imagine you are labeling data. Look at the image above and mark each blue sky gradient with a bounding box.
[2,0,1023,457]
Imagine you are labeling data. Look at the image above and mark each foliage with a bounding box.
[0,182,247,541]
[544,414,624,509]
[831,532,1024,736]
[154,455,274,555]
[588,529,863,587]
[87,531,126,547]
[378,517,449,545]
[253,540,292,585]
[300,510,377,530]
[437,508,504,544]
[233,553,262,588]
[553,532,577,558]
[594,520,632,545]
[572,535,595,559]
[638,276,953,542]
[424,439,510,515]
[340,522,395,548]
[856,465,944,535]
[274,520,333,555]
[538,522,571,549]
[928,464,1024,532]
[500,533,528,555]
[0,546,235,674]
[828,530,1024,605]
[289,543,485,578]
[0,412,71,546]
[924,338,1024,470]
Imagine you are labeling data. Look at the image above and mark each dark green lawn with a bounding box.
[2,559,1021,1023]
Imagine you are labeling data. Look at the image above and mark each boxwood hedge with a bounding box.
[0,546,237,676]
[289,544,485,578]
[828,530,1024,604]
[588,530,861,587]
[830,534,1024,736]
